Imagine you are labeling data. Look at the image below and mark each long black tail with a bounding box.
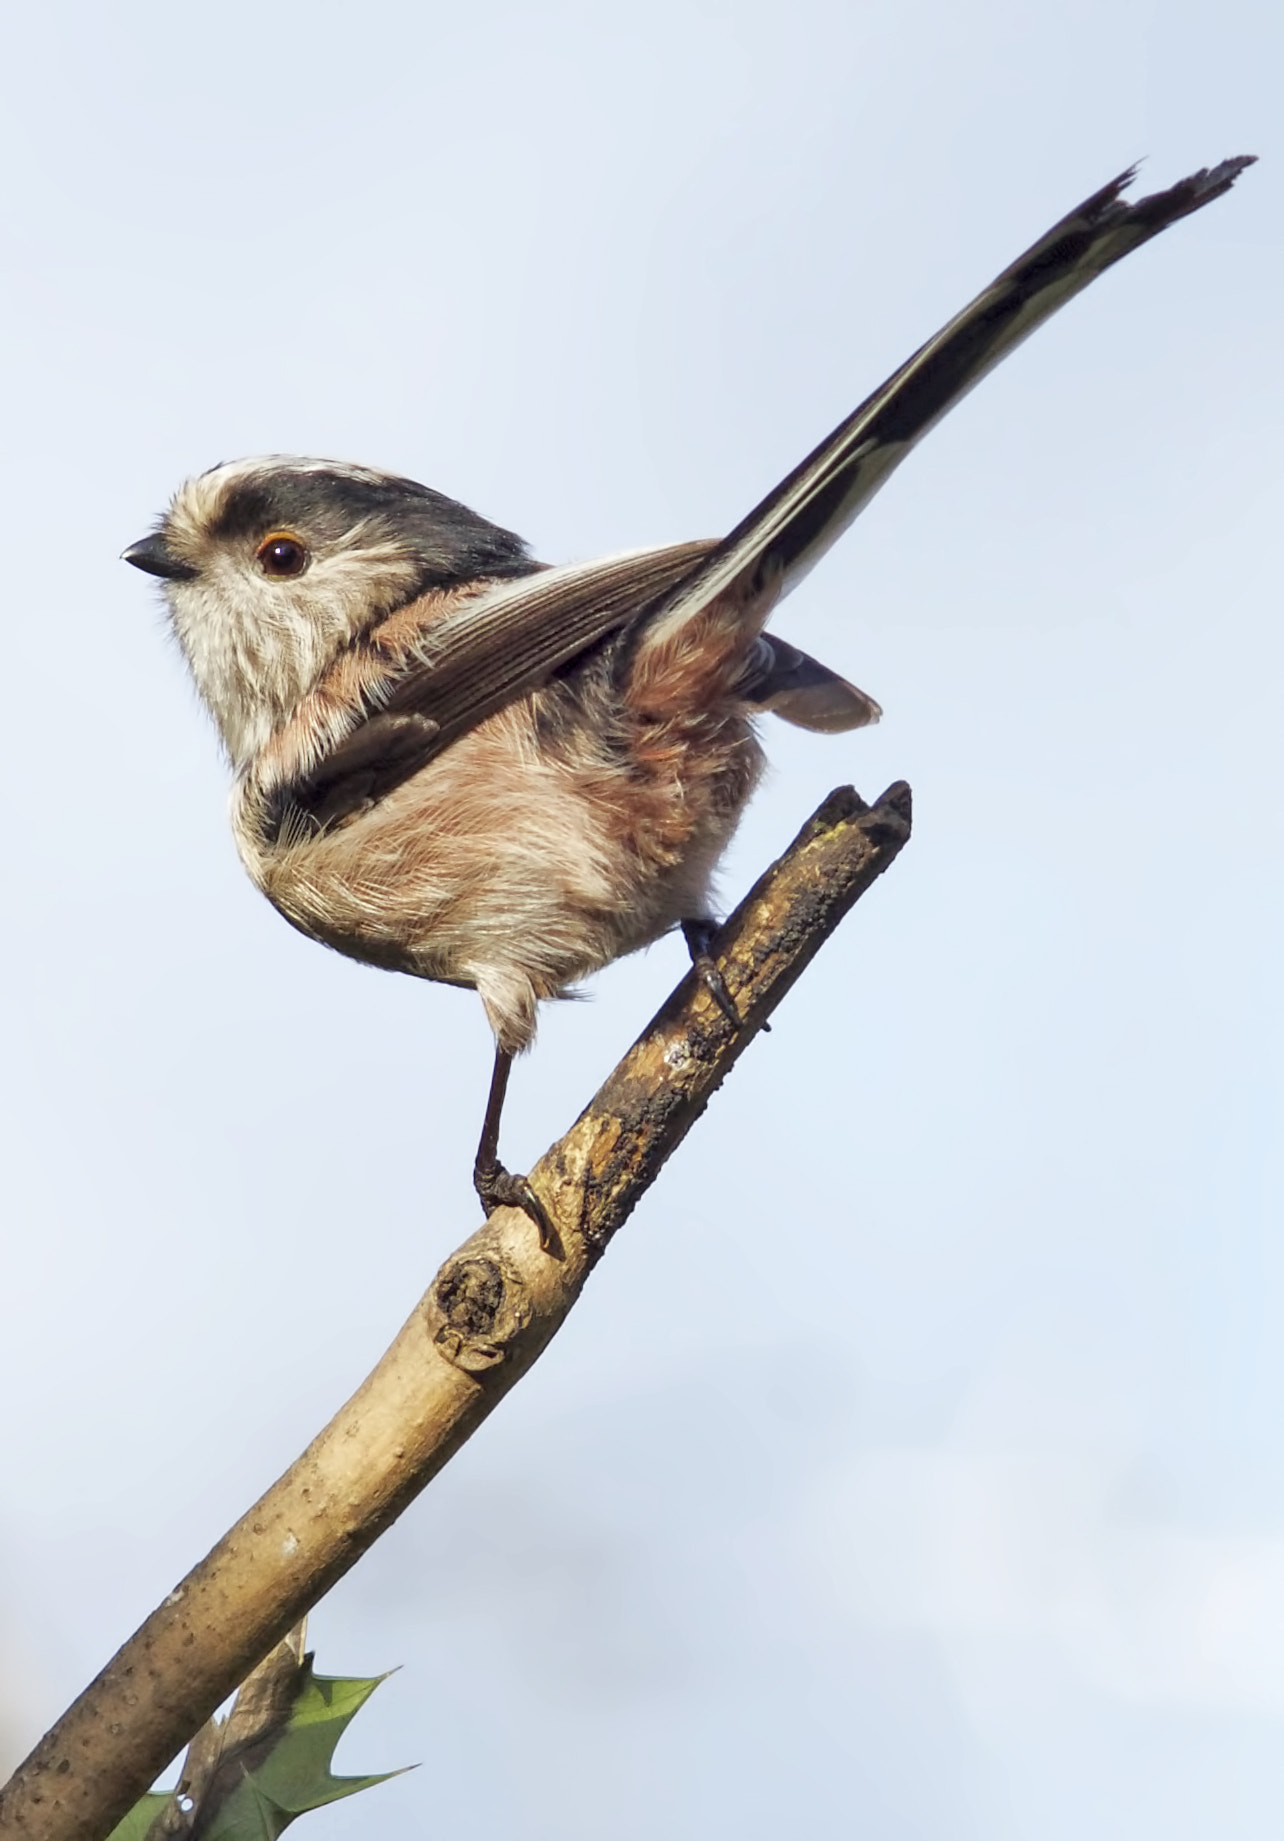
[645,158,1255,646]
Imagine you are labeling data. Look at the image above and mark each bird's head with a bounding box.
[124,456,534,768]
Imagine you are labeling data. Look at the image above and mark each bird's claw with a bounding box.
[681,918,762,1031]
[474,1161,557,1251]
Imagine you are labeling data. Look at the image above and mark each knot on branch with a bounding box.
[431,1251,533,1373]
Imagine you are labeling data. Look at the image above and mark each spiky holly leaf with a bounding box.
[108,1652,405,1841]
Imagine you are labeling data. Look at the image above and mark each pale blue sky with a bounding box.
[0,2,1280,1835]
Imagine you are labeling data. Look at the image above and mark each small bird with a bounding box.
[125,160,1252,1241]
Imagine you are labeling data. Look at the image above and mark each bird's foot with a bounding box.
[474,1158,556,1251]
[681,917,758,1030]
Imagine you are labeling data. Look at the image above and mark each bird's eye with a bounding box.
[256,532,310,578]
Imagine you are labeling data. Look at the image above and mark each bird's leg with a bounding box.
[473,1044,556,1249]
[680,917,745,1029]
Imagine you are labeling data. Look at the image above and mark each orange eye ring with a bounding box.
[256,531,310,578]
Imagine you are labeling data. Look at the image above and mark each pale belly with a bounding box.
[236,703,762,1053]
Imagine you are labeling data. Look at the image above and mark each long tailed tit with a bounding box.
[125,161,1253,1241]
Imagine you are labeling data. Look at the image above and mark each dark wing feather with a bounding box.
[286,712,444,831]
[379,540,716,738]
[274,541,717,838]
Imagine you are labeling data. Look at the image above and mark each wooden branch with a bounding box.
[0,780,911,1841]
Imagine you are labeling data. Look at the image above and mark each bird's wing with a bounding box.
[638,158,1255,649]
[271,541,717,836]
[379,540,717,737]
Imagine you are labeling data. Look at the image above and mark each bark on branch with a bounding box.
[0,779,911,1841]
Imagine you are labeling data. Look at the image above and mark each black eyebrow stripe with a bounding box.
[205,467,539,587]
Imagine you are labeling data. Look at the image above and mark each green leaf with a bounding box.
[108,1654,407,1841]
[210,1667,401,1827]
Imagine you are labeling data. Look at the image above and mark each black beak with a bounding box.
[122,533,198,581]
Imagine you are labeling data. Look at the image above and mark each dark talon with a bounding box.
[474,1159,556,1250]
[694,953,742,1028]
[681,918,745,1029]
